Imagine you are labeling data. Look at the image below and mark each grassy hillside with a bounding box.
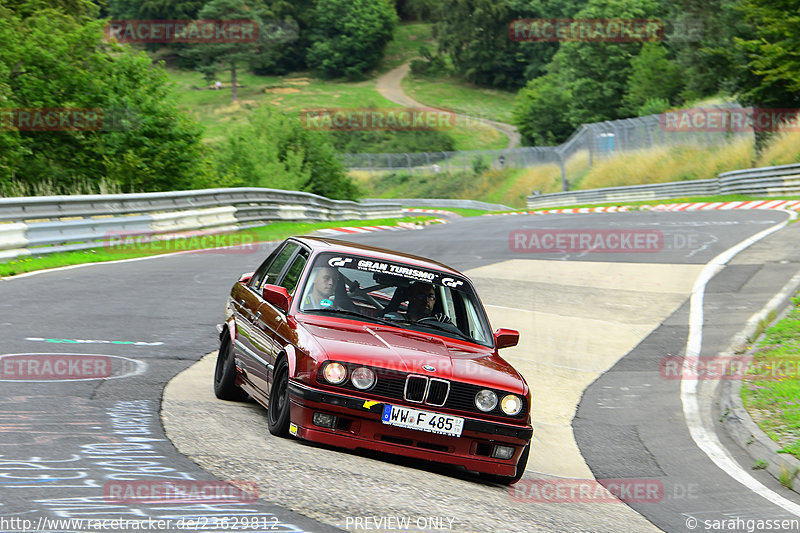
[402,76,517,125]
[169,69,396,144]
[163,21,520,151]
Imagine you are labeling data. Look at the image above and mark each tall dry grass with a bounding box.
[578,137,755,190]
[755,130,800,167]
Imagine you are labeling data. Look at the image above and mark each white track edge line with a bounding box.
[681,209,800,516]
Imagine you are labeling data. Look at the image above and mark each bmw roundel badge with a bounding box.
[422,364,436,372]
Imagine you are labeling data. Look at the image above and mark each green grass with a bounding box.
[402,75,517,124]
[741,295,800,461]
[447,119,509,150]
[0,217,433,278]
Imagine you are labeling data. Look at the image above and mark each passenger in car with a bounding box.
[303,266,337,308]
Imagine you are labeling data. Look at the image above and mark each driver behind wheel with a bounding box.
[407,281,451,323]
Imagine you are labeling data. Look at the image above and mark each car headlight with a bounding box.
[475,389,498,412]
[351,367,376,390]
[323,362,347,385]
[500,394,522,416]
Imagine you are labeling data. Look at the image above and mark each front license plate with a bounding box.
[381,404,463,437]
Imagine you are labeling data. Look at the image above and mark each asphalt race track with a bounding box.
[2,210,800,533]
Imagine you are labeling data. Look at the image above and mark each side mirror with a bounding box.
[494,328,519,349]
[262,284,291,313]
[238,272,254,285]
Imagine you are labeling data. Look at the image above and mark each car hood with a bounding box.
[297,316,526,393]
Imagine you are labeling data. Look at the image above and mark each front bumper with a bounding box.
[288,381,532,477]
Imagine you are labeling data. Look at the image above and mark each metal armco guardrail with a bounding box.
[526,163,800,209]
[0,188,401,260]
[362,198,512,211]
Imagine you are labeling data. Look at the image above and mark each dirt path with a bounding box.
[376,63,521,149]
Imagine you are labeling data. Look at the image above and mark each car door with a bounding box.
[235,241,299,396]
[256,245,309,395]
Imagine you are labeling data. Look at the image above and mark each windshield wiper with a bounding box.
[305,308,398,327]
[414,320,475,343]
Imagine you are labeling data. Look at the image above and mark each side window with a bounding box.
[461,293,489,343]
[278,249,309,295]
[250,242,299,292]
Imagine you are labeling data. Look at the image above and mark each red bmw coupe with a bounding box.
[214,236,532,483]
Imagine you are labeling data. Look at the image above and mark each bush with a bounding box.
[637,97,671,116]
[409,45,451,77]
[513,74,574,146]
[327,130,455,154]
[307,0,398,79]
[211,106,359,200]
[471,155,489,175]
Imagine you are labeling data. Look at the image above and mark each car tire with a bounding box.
[214,333,248,402]
[481,443,530,485]
[268,357,291,437]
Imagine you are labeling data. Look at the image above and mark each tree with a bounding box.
[549,0,664,125]
[306,0,398,79]
[0,4,207,193]
[622,43,683,115]
[732,0,800,151]
[181,0,265,102]
[395,0,439,21]
[734,0,800,108]
[667,0,754,101]
[108,0,205,19]
[2,0,99,18]
[435,0,566,90]
[512,73,573,145]
[249,0,315,74]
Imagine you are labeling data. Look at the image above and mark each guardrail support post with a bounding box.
[558,151,568,192]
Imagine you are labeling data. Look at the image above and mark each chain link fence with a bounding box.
[339,104,754,192]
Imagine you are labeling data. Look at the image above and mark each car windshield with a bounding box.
[298,252,494,347]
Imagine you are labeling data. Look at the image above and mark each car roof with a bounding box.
[293,236,462,276]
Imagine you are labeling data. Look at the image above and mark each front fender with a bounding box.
[282,344,318,383]
[224,317,236,342]
[283,344,298,377]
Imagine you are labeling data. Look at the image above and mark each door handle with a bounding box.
[240,299,246,307]
[254,311,262,320]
